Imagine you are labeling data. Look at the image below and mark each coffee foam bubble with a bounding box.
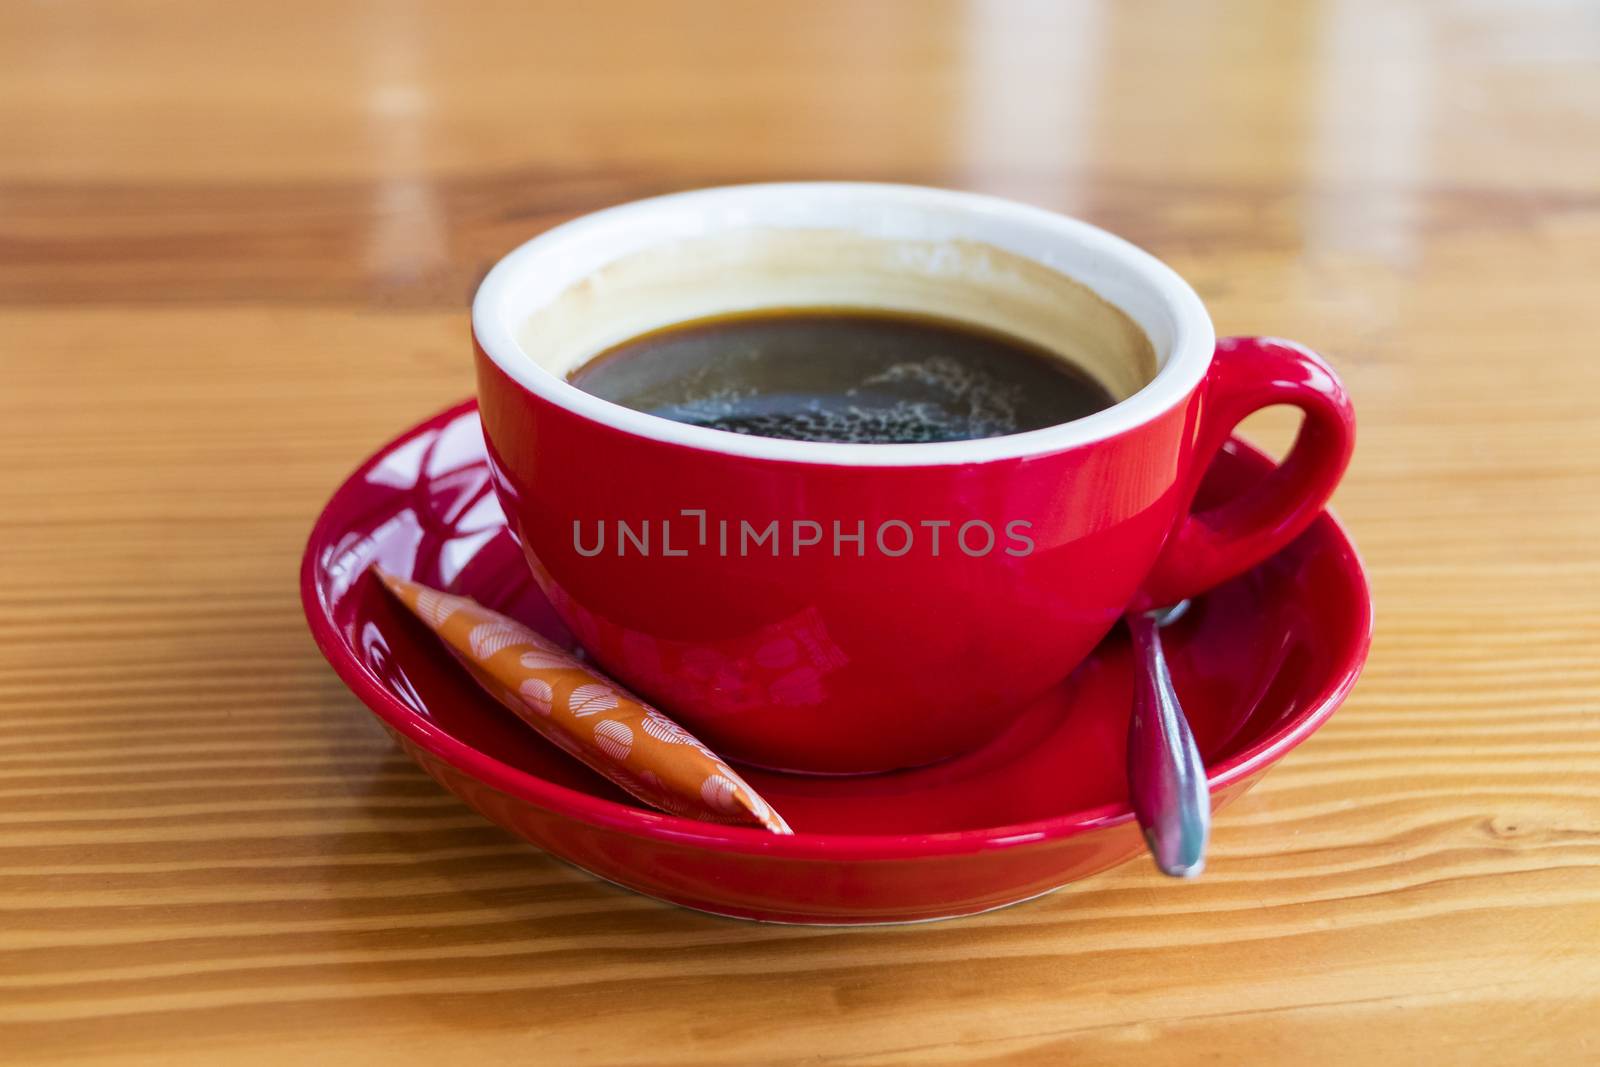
[658,355,1031,444]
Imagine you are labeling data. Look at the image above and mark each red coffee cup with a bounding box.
[473,183,1354,774]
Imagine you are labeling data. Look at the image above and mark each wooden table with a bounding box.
[4,1,1597,1062]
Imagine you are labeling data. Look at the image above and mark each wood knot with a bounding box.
[1482,816,1528,840]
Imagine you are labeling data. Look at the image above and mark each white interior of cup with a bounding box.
[474,183,1215,466]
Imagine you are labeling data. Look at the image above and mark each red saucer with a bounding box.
[301,401,1372,923]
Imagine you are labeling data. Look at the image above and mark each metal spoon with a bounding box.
[1126,600,1210,878]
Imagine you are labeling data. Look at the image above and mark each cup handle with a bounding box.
[1137,336,1356,609]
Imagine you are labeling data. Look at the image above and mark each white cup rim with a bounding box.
[472,182,1215,467]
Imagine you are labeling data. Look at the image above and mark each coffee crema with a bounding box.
[566,308,1117,444]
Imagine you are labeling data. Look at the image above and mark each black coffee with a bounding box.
[567,309,1116,444]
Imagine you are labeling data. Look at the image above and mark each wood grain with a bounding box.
[2,1,1598,1063]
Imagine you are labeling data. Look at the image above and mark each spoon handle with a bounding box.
[1126,611,1211,877]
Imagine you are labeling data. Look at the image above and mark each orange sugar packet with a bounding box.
[375,570,791,834]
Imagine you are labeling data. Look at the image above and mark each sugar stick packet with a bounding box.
[376,570,791,833]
